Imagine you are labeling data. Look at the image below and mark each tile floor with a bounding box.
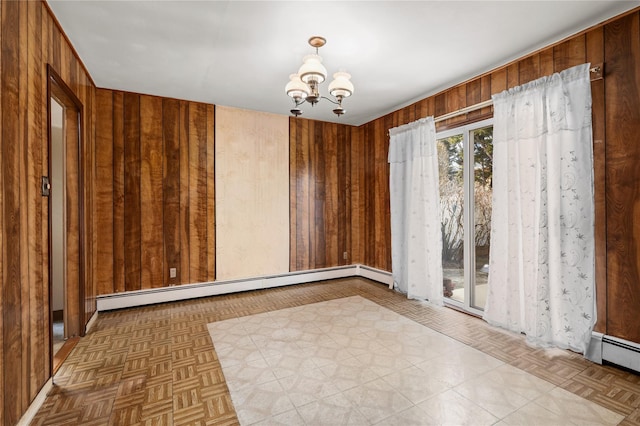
[31,278,640,425]
[208,296,625,425]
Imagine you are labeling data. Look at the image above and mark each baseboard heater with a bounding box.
[586,332,640,373]
[96,264,393,311]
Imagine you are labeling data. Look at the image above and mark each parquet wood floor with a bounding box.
[31,278,640,425]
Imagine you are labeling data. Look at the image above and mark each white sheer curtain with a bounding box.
[388,117,443,304]
[484,63,595,353]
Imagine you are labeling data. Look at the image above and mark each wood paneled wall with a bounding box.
[0,1,96,424]
[353,9,640,340]
[95,89,215,294]
[2,3,640,424]
[603,12,640,343]
[289,118,353,271]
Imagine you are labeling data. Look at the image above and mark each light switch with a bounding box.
[169,267,177,278]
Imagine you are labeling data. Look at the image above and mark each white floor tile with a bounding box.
[342,378,413,424]
[381,365,451,404]
[207,296,625,426]
[533,387,625,426]
[297,393,369,425]
[417,389,499,426]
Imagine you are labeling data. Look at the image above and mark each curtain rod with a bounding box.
[432,64,602,123]
[434,99,493,123]
[403,64,602,128]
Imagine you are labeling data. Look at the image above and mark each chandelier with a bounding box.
[285,36,354,117]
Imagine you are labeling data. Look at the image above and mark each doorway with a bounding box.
[50,97,65,356]
[47,66,85,373]
[437,118,493,315]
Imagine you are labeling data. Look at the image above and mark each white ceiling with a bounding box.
[47,1,638,126]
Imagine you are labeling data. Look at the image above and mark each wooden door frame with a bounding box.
[46,65,85,366]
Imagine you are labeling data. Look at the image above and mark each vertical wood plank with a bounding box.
[296,119,310,270]
[95,89,114,295]
[123,93,141,291]
[40,0,51,379]
[338,124,349,265]
[435,94,446,117]
[518,54,540,85]
[49,21,60,78]
[0,3,3,418]
[140,95,163,289]
[312,122,324,267]
[112,91,125,293]
[540,47,554,77]
[307,121,319,267]
[506,63,519,89]
[2,0,24,421]
[604,12,640,343]
[162,98,181,285]
[188,103,207,283]
[586,26,606,334]
[27,0,45,397]
[363,121,375,266]
[17,0,29,410]
[444,86,466,127]
[0,0,4,417]
[0,2,27,418]
[375,117,390,270]
[479,75,492,115]
[179,101,190,284]
[466,78,482,120]
[206,104,215,281]
[553,34,586,72]
[289,118,297,270]
[325,123,338,266]
[350,126,364,265]
[490,68,507,95]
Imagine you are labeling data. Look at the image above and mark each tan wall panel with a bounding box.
[215,106,289,280]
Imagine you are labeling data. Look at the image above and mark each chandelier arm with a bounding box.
[292,98,307,107]
[319,96,340,105]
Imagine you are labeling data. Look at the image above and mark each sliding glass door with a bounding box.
[437,119,493,314]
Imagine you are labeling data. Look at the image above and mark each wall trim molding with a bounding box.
[96,268,639,375]
[85,310,99,334]
[96,264,393,311]
[17,377,53,426]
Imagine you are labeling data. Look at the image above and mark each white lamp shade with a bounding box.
[328,71,354,98]
[298,54,327,84]
[285,74,310,99]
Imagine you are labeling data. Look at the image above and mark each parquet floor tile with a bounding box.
[31,277,639,425]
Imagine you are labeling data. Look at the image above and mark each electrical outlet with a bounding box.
[169,267,177,278]
[343,251,348,260]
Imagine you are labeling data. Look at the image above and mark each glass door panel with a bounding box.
[437,134,464,303]
[471,125,493,310]
[437,119,493,314]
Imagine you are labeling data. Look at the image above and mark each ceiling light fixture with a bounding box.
[285,36,354,117]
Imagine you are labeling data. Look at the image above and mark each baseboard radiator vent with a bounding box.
[586,332,640,374]
[97,264,393,311]
[602,335,640,373]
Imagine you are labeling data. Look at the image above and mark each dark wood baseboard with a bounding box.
[53,337,79,375]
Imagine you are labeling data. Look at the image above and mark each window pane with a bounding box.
[471,125,493,309]
[438,134,464,302]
